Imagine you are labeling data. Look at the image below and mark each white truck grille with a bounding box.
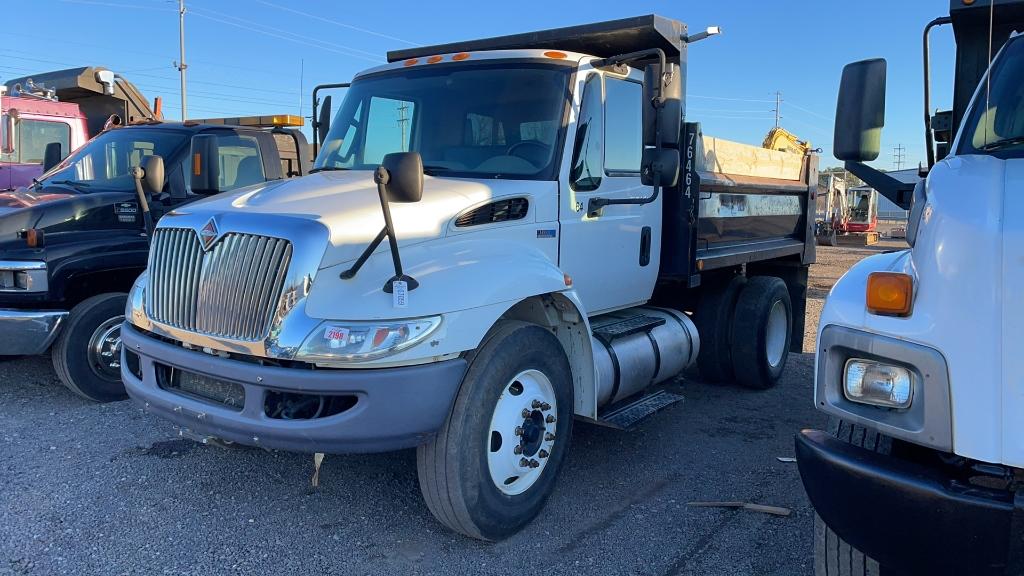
[146,228,293,341]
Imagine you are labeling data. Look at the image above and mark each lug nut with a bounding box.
[540,402,551,411]
[520,458,530,467]
[529,459,540,468]
[522,409,531,418]
[532,399,542,409]
[546,415,556,423]
[545,433,555,442]
[513,445,522,455]
[515,426,524,436]
[539,449,549,459]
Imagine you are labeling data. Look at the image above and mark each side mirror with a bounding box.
[190,134,220,194]
[142,155,164,194]
[643,62,681,148]
[379,151,423,203]
[3,110,17,155]
[43,142,63,172]
[317,95,332,146]
[641,147,680,188]
[834,58,887,162]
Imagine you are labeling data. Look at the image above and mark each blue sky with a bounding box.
[1,0,957,170]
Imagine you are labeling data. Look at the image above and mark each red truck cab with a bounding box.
[1,91,89,192]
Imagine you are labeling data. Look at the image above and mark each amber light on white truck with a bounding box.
[296,317,442,365]
[843,358,913,409]
[866,272,913,316]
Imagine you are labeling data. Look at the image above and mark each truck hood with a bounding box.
[0,188,74,216]
[173,170,552,269]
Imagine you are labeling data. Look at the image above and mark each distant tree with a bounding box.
[819,166,863,187]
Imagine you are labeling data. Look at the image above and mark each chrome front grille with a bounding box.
[147,228,293,341]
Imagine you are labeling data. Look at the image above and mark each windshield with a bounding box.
[39,128,188,192]
[314,61,571,180]
[958,36,1024,158]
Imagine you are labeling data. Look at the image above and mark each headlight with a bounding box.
[844,359,913,409]
[0,261,48,293]
[296,316,441,364]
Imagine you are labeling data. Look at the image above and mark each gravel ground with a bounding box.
[0,244,898,576]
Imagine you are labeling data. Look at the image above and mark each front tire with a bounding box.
[52,293,128,403]
[814,419,893,575]
[417,321,573,541]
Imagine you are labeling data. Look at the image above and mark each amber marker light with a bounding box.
[866,272,913,316]
[404,58,418,67]
[544,51,568,59]
[427,55,444,64]
[452,52,471,61]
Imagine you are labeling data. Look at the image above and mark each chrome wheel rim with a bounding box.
[486,369,557,496]
[89,315,124,380]
[765,301,788,368]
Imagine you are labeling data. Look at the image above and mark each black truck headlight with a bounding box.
[843,359,913,409]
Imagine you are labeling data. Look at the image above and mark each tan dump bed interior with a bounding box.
[696,134,809,190]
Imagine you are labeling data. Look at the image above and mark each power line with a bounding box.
[785,100,834,122]
[772,91,783,128]
[254,0,420,46]
[689,94,776,103]
[59,0,174,11]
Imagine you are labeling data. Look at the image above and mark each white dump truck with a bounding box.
[121,15,817,540]
[796,0,1024,573]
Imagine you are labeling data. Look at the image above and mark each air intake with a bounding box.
[455,198,529,227]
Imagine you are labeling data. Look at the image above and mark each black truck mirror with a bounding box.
[190,134,220,194]
[142,155,165,194]
[641,147,680,188]
[380,151,423,203]
[43,142,63,172]
[317,95,332,146]
[834,58,887,162]
[643,62,681,148]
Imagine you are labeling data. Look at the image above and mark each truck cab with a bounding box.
[1,91,89,191]
[796,2,1024,573]
[0,116,309,402]
[121,15,818,540]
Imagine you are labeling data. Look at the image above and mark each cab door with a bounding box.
[557,67,660,315]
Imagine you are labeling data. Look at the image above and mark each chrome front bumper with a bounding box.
[0,309,68,355]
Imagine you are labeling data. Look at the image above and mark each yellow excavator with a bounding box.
[762,126,811,155]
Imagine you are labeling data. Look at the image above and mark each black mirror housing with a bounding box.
[834,58,887,162]
[143,155,165,194]
[380,152,423,203]
[641,147,680,188]
[317,95,332,146]
[190,134,220,194]
[42,141,63,172]
[643,63,682,148]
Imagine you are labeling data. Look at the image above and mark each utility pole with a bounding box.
[175,0,188,121]
[772,90,782,128]
[397,102,409,151]
[893,144,906,171]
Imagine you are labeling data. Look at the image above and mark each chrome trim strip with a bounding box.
[0,309,68,355]
[0,260,47,271]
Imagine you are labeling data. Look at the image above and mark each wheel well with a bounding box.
[62,268,142,308]
[500,294,596,418]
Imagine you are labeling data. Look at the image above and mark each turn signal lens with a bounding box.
[24,228,44,247]
[866,272,913,316]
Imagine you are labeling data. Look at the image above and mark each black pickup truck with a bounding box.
[0,115,309,401]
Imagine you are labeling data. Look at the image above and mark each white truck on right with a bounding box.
[797,1,1024,574]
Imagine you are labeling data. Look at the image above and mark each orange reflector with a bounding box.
[404,58,418,67]
[563,273,573,287]
[193,153,201,176]
[544,51,568,59]
[452,52,470,61]
[25,228,44,248]
[427,55,443,64]
[866,272,913,316]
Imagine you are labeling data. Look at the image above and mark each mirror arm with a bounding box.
[311,82,350,156]
[844,161,915,210]
[131,166,155,239]
[923,16,952,169]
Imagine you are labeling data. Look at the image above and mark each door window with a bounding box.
[215,133,264,191]
[1,118,71,164]
[570,74,602,191]
[363,97,415,164]
[604,78,642,174]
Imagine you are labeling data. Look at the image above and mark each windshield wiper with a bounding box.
[422,165,452,174]
[48,179,91,191]
[309,166,350,174]
[979,136,1024,151]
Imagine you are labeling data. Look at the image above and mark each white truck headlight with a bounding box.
[297,316,441,364]
[844,359,913,409]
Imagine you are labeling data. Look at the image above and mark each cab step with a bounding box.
[593,389,685,430]
[591,314,666,344]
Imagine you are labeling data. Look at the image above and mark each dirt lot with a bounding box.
[0,243,904,576]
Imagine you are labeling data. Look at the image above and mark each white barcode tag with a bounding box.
[392,280,408,308]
